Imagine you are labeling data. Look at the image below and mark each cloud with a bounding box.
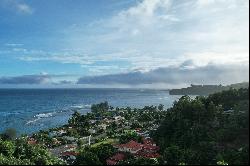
[59,0,248,75]
[0,73,76,85]
[0,74,50,84]
[0,0,33,14]
[58,80,74,84]
[4,0,248,87]
[52,80,75,85]
[16,0,248,68]
[5,43,24,47]
[77,62,249,87]
[19,54,94,65]
[16,3,32,14]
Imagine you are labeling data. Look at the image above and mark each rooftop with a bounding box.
[110,153,126,161]
[116,140,143,150]
[106,153,126,165]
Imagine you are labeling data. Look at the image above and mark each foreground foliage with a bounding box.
[152,88,249,165]
[0,137,65,165]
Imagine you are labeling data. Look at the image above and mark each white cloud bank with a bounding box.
[16,0,249,87]
[77,62,249,88]
[30,0,248,69]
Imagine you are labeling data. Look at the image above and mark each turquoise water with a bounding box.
[0,89,182,134]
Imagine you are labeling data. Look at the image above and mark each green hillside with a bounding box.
[169,82,249,95]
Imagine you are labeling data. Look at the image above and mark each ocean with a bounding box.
[0,89,182,135]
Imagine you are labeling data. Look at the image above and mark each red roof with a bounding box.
[106,153,125,165]
[27,137,37,145]
[28,140,37,145]
[135,128,142,131]
[106,159,117,165]
[143,144,160,151]
[110,153,126,161]
[116,140,143,151]
[142,153,160,158]
[142,137,154,145]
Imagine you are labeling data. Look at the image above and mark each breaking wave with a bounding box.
[35,112,54,118]
[26,104,91,125]
[70,104,91,109]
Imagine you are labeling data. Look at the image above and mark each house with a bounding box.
[88,128,96,134]
[64,144,77,151]
[52,138,62,145]
[106,153,126,165]
[136,138,160,159]
[60,151,79,158]
[104,118,114,124]
[223,109,234,114]
[115,140,143,154]
[89,120,97,124]
[137,131,149,137]
[113,116,124,121]
[114,137,160,159]
[103,118,109,122]
[98,124,108,130]
[27,137,37,145]
[142,144,160,152]
[60,151,79,163]
[135,128,142,132]
[142,137,155,145]
[57,129,67,136]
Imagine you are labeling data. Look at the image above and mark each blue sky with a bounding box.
[0,0,249,88]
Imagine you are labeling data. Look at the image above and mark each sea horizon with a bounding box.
[0,88,181,135]
[0,87,170,90]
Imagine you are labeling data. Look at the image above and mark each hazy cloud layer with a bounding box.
[0,75,50,84]
[77,63,249,86]
[1,63,248,88]
[0,74,75,85]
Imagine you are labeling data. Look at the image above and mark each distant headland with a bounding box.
[169,82,249,95]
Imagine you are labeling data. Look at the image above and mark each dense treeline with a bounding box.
[169,82,249,95]
[152,88,249,165]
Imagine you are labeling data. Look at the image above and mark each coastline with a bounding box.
[0,89,178,135]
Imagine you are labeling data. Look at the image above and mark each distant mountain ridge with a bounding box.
[169,82,249,95]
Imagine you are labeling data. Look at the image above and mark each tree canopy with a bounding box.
[152,88,249,165]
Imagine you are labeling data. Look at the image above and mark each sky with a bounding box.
[0,0,249,88]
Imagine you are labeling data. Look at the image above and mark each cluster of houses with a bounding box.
[26,109,162,165]
[88,115,126,133]
[106,137,160,165]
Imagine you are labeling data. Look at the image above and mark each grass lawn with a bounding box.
[91,138,118,147]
